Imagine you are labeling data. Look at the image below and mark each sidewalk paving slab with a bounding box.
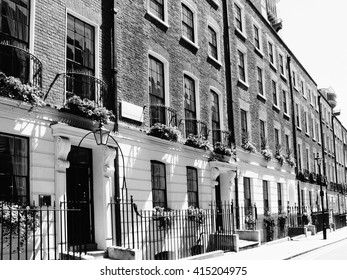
[208,227,347,260]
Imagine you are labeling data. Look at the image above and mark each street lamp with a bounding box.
[315,153,327,239]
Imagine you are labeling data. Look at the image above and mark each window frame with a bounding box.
[263,180,269,214]
[0,132,30,205]
[187,167,199,208]
[233,0,247,39]
[256,66,264,97]
[180,0,199,49]
[244,177,252,210]
[146,0,169,28]
[207,18,221,65]
[211,89,222,144]
[151,160,167,208]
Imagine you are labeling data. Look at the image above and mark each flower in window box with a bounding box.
[187,206,205,225]
[274,144,285,165]
[184,134,212,151]
[241,132,257,153]
[152,206,173,230]
[147,123,182,142]
[284,149,296,168]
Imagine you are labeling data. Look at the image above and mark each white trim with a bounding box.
[252,18,263,54]
[236,43,249,86]
[181,0,199,47]
[210,86,224,131]
[182,70,200,135]
[207,16,221,63]
[146,0,169,27]
[65,9,100,80]
[233,0,247,39]
[148,50,170,107]
[29,0,36,54]
[267,36,276,69]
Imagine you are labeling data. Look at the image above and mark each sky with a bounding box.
[277,0,347,127]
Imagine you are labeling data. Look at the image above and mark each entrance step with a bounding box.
[238,240,259,251]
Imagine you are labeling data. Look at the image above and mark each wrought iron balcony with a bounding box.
[183,119,208,139]
[0,42,42,87]
[149,104,178,127]
[45,72,108,106]
[212,129,232,146]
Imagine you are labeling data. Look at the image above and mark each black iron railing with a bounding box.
[212,130,232,146]
[0,42,42,87]
[0,200,86,260]
[149,104,178,127]
[45,72,107,106]
[183,119,208,139]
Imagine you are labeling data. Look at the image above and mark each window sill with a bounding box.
[272,104,281,113]
[180,36,199,53]
[294,86,299,92]
[235,28,247,42]
[254,47,264,58]
[207,0,219,9]
[303,95,307,100]
[280,73,287,83]
[283,112,290,120]
[145,12,169,32]
[269,62,277,72]
[297,126,302,132]
[207,55,222,69]
[237,79,249,90]
[305,132,310,137]
[257,93,267,103]
[312,138,317,142]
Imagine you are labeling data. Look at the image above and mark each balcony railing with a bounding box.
[45,72,107,106]
[0,42,42,87]
[184,119,208,139]
[149,104,178,127]
[212,129,232,146]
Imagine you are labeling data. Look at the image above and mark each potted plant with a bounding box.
[285,149,296,168]
[187,206,205,225]
[152,206,173,230]
[184,134,212,151]
[274,144,285,166]
[0,72,46,109]
[277,213,287,231]
[61,95,115,124]
[147,123,182,142]
[260,137,273,161]
[263,213,275,241]
[245,211,256,230]
[241,131,257,153]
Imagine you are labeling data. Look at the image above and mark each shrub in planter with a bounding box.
[260,137,273,161]
[152,206,173,230]
[263,214,275,241]
[60,95,115,124]
[285,149,296,168]
[274,144,285,166]
[187,206,205,225]
[147,123,182,142]
[277,213,287,230]
[0,202,40,252]
[245,212,256,230]
[184,134,212,150]
[0,72,45,108]
[241,132,257,153]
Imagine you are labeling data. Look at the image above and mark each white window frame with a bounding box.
[295,101,302,130]
[256,64,265,99]
[304,109,309,135]
[278,49,287,80]
[271,79,280,109]
[207,16,222,65]
[236,42,249,88]
[282,87,290,117]
[292,69,298,90]
[210,86,225,132]
[252,18,263,56]
[182,70,201,136]
[148,50,170,107]
[146,0,169,28]
[65,9,100,80]
[239,99,250,136]
[267,36,276,70]
[233,0,247,40]
[180,0,199,50]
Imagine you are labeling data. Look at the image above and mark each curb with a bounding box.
[182,250,224,260]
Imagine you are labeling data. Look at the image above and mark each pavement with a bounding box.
[209,226,347,260]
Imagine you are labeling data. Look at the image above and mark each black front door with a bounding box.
[66,146,94,246]
[215,176,223,231]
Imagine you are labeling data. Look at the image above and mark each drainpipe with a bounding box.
[331,113,340,213]
[222,0,239,228]
[112,1,118,132]
[287,56,300,209]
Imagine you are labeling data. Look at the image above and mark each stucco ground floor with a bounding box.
[1,98,345,255]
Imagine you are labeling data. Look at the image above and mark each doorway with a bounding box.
[66,146,95,247]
